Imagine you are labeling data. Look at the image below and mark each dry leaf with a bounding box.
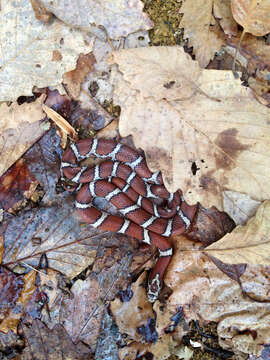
[39,0,153,39]
[30,0,52,23]
[63,53,96,99]
[61,276,104,349]
[231,0,270,36]
[2,204,97,279]
[118,334,178,360]
[110,272,155,342]
[21,320,93,360]
[204,201,270,265]
[109,46,270,211]
[164,237,270,357]
[0,0,92,101]
[0,271,36,333]
[0,159,39,212]
[226,34,270,72]
[223,191,261,225]
[0,95,47,177]
[0,237,4,262]
[181,0,224,67]
[213,0,238,37]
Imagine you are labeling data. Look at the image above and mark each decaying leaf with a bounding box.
[205,200,270,265]
[0,0,92,101]
[109,46,270,211]
[39,0,153,39]
[180,0,225,67]
[0,237,4,262]
[21,320,93,359]
[0,270,36,333]
[30,0,52,23]
[63,53,96,99]
[226,34,270,73]
[119,334,176,360]
[164,237,270,357]
[110,272,155,342]
[60,276,104,350]
[0,159,39,212]
[1,204,97,279]
[231,0,270,36]
[0,95,47,177]
[213,0,238,37]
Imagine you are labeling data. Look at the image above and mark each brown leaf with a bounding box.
[63,53,96,99]
[204,200,270,265]
[231,0,270,36]
[60,276,104,349]
[21,320,93,360]
[226,34,270,73]
[188,204,235,246]
[0,267,24,324]
[110,272,155,342]
[119,333,177,360]
[213,0,238,37]
[0,159,39,212]
[0,95,47,177]
[163,237,270,357]
[0,270,36,333]
[180,0,225,67]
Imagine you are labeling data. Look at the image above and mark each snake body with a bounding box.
[61,138,197,302]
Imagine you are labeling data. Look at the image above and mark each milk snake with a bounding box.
[61,138,197,302]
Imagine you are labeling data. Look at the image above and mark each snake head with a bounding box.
[147,273,161,303]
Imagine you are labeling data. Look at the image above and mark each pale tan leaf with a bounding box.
[109,46,270,210]
[223,191,261,225]
[213,0,238,36]
[109,46,202,101]
[231,0,270,36]
[0,95,47,177]
[0,0,92,101]
[181,0,224,67]
[205,201,270,265]
[39,0,153,40]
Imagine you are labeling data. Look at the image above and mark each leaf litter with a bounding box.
[1,0,270,358]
